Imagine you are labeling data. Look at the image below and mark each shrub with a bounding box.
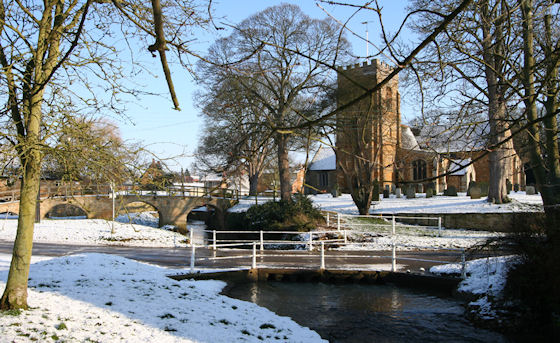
[504,235,560,336]
[242,194,324,232]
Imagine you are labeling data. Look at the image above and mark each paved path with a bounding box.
[0,240,471,273]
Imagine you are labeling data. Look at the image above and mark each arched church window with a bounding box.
[412,159,427,180]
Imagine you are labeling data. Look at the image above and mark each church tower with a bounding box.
[335,59,401,192]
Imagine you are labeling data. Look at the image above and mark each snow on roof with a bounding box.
[308,146,336,171]
[401,126,421,150]
[448,159,472,176]
[416,124,488,153]
[200,174,222,182]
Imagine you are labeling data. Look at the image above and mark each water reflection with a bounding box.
[224,281,511,343]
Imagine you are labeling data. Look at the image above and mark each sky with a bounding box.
[117,0,414,172]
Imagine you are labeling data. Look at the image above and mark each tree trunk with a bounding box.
[0,145,42,310]
[487,100,512,204]
[481,2,511,204]
[276,133,292,201]
[1,87,43,309]
[349,177,376,215]
[248,173,259,196]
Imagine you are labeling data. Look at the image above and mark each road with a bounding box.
[0,240,469,273]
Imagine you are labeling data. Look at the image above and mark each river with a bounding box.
[224,281,511,342]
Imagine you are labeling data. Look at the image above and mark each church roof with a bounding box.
[416,124,488,153]
[308,146,336,171]
[401,125,421,150]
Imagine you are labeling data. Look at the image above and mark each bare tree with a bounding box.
[200,3,349,201]
[0,0,207,310]
[42,117,140,185]
[406,0,518,204]
[195,75,274,196]
[520,0,560,235]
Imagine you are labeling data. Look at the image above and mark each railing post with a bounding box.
[438,217,442,237]
[190,244,196,272]
[260,230,264,251]
[461,249,466,279]
[190,227,194,247]
[392,215,396,236]
[213,230,217,250]
[343,230,347,244]
[391,242,396,272]
[320,242,325,270]
[252,242,257,269]
[337,213,341,231]
[308,232,313,251]
[326,213,330,227]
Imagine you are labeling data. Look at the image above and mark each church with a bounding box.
[305,59,525,195]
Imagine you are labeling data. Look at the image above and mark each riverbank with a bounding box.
[0,253,324,342]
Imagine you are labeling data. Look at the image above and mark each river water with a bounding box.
[224,281,511,342]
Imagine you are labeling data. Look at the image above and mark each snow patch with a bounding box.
[0,253,325,343]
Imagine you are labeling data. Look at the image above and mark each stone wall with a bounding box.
[390,212,545,232]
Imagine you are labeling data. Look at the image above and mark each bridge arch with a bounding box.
[44,203,87,219]
[118,198,164,227]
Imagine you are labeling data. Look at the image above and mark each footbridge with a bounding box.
[0,184,238,229]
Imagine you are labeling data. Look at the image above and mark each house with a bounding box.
[304,146,336,194]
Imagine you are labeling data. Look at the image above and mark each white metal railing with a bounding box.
[187,240,467,279]
[187,226,469,279]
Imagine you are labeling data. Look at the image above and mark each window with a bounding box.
[412,160,427,180]
[319,172,329,187]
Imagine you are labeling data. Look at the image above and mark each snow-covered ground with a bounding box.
[309,191,543,215]
[430,256,520,320]
[0,218,186,247]
[336,229,501,250]
[116,211,160,227]
[0,253,324,343]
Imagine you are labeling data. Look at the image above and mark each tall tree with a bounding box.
[195,72,273,196]
[200,3,349,201]
[0,0,206,309]
[43,117,139,185]
[407,0,517,204]
[520,0,560,237]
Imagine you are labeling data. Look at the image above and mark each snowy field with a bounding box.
[0,218,186,247]
[309,191,543,215]
[0,253,324,343]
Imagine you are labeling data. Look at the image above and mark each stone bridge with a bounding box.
[0,193,237,230]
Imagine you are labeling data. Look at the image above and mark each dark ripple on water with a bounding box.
[224,281,512,343]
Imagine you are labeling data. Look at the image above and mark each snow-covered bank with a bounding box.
[0,253,325,343]
[430,256,520,320]
[0,219,186,247]
[310,192,543,215]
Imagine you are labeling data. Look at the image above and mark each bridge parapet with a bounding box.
[0,184,240,203]
[0,185,238,230]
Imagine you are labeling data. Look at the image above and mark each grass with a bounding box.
[344,217,443,237]
[1,309,22,316]
[352,217,390,225]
